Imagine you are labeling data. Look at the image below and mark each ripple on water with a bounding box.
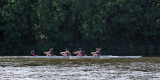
[0,60,160,80]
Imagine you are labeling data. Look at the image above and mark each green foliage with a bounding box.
[0,0,39,55]
[0,0,160,56]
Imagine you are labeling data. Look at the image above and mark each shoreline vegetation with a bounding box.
[0,0,160,56]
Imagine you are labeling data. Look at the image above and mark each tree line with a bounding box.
[0,0,160,56]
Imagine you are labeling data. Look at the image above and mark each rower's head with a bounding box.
[31,50,34,53]
[96,48,99,51]
[65,48,69,51]
[50,48,54,50]
[96,48,101,51]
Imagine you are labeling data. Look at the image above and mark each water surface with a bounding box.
[0,58,160,80]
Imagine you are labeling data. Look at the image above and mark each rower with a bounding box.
[31,50,37,56]
[97,48,101,56]
[91,48,101,56]
[73,48,85,56]
[50,48,54,56]
[60,48,71,56]
[50,50,54,56]
[44,48,54,56]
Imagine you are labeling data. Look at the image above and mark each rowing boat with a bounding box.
[0,56,142,58]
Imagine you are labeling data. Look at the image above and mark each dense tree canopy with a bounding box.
[0,0,160,56]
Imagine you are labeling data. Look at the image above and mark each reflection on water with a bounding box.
[0,62,160,80]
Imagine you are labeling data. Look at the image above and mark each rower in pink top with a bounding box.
[73,48,85,56]
[60,48,71,56]
[91,48,101,56]
[44,48,54,56]
[31,50,37,56]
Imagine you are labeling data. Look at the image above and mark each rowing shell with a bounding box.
[0,56,142,58]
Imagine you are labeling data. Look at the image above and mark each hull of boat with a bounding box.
[0,56,142,58]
